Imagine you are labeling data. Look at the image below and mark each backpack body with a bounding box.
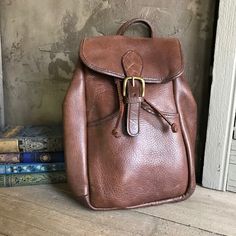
[63,19,197,210]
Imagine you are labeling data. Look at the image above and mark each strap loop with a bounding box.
[116,18,154,38]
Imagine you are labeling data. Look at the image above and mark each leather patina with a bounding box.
[63,18,197,210]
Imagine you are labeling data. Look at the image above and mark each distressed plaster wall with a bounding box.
[0,0,217,177]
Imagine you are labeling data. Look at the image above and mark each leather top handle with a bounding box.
[116,18,154,38]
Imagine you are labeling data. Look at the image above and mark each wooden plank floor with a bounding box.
[0,184,235,236]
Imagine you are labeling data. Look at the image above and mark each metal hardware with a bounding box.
[123,76,145,97]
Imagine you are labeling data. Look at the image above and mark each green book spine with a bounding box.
[0,171,66,187]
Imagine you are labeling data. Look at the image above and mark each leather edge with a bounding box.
[172,76,197,197]
[77,193,193,210]
[63,61,89,198]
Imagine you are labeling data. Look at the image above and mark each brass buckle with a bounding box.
[123,76,145,97]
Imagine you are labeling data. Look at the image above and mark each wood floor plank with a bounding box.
[0,184,220,236]
[0,215,56,236]
[135,186,236,236]
[0,194,134,236]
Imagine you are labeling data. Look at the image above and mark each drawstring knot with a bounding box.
[112,80,178,137]
[143,99,178,134]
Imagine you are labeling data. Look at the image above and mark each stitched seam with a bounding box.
[86,193,186,210]
[127,102,132,134]
[137,103,141,133]
[141,106,179,118]
[87,111,119,127]
[141,102,179,117]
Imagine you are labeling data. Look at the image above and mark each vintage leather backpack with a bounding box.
[63,18,197,210]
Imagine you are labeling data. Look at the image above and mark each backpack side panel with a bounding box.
[173,75,197,198]
[63,62,89,200]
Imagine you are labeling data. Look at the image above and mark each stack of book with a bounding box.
[0,125,66,187]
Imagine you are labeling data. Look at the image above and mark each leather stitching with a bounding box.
[141,104,179,117]
[87,111,119,127]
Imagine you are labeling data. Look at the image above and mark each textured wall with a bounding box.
[0,0,216,175]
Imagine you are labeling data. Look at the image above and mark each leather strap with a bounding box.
[126,82,143,136]
[117,18,154,38]
[122,50,143,136]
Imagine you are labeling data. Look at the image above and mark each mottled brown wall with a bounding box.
[0,0,216,176]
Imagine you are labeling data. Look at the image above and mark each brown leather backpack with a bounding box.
[63,18,197,210]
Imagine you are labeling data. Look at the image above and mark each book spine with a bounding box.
[19,137,63,152]
[0,137,63,153]
[0,153,20,163]
[0,139,19,153]
[0,171,66,187]
[20,152,64,163]
[0,162,65,175]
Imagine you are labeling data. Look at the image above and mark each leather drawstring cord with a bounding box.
[112,79,125,138]
[143,98,178,133]
[112,80,178,137]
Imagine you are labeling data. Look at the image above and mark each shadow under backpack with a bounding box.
[63,18,197,210]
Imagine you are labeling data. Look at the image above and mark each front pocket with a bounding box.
[87,109,188,209]
[87,103,178,127]
[87,111,119,127]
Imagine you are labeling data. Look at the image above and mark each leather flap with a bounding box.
[80,35,184,83]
